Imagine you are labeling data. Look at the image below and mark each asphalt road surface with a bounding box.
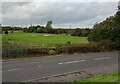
[2,51,119,82]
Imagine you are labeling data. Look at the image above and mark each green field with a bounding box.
[76,72,118,82]
[2,31,88,44]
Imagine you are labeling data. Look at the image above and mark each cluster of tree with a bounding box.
[23,21,91,37]
[23,26,91,37]
[88,11,120,48]
[2,26,22,31]
[2,21,91,37]
[2,26,23,34]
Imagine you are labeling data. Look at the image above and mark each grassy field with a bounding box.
[76,72,118,83]
[2,31,88,44]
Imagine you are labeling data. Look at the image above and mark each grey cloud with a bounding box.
[2,2,30,14]
[2,2,117,28]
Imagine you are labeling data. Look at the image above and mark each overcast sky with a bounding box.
[1,0,119,28]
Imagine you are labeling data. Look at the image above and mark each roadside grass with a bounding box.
[74,72,118,83]
[2,31,88,44]
[0,34,1,42]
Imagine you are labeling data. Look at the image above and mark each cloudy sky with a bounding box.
[1,0,119,28]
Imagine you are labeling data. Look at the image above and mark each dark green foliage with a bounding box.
[48,49,57,55]
[2,26,22,31]
[23,28,28,32]
[4,31,8,34]
[70,29,81,36]
[3,42,113,58]
[21,21,91,37]
[46,20,52,29]
[88,11,120,49]
[67,41,71,44]
[23,25,91,37]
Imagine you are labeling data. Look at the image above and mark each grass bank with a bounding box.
[75,72,118,83]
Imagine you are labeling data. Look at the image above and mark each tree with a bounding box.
[88,11,120,49]
[46,20,52,29]
[45,20,53,33]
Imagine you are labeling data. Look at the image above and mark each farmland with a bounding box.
[2,31,88,44]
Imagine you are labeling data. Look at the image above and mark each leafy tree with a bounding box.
[88,11,120,49]
[44,21,53,33]
[46,20,52,29]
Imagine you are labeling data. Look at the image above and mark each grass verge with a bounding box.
[74,72,118,83]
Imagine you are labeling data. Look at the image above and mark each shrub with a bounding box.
[97,40,113,51]
[4,31,8,34]
[48,49,57,55]
[28,48,48,55]
[66,42,110,54]
[67,41,71,44]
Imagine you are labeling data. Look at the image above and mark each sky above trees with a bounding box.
[1,0,119,28]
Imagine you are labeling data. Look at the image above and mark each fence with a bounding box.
[2,48,28,58]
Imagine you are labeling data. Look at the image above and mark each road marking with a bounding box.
[94,57,110,60]
[38,65,41,68]
[8,68,20,72]
[58,60,85,65]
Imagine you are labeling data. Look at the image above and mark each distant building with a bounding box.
[118,1,120,10]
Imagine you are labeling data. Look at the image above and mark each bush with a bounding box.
[67,41,71,44]
[66,42,114,54]
[48,49,57,55]
[4,31,8,34]
[88,11,120,50]
[28,48,48,55]
[97,40,113,51]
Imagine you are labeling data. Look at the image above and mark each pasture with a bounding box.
[2,31,88,44]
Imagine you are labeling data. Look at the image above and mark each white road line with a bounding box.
[38,65,42,68]
[94,57,110,60]
[58,60,85,65]
[8,68,20,72]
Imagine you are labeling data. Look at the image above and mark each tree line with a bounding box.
[2,21,92,37]
[23,21,92,37]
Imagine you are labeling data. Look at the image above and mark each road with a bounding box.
[2,51,119,82]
